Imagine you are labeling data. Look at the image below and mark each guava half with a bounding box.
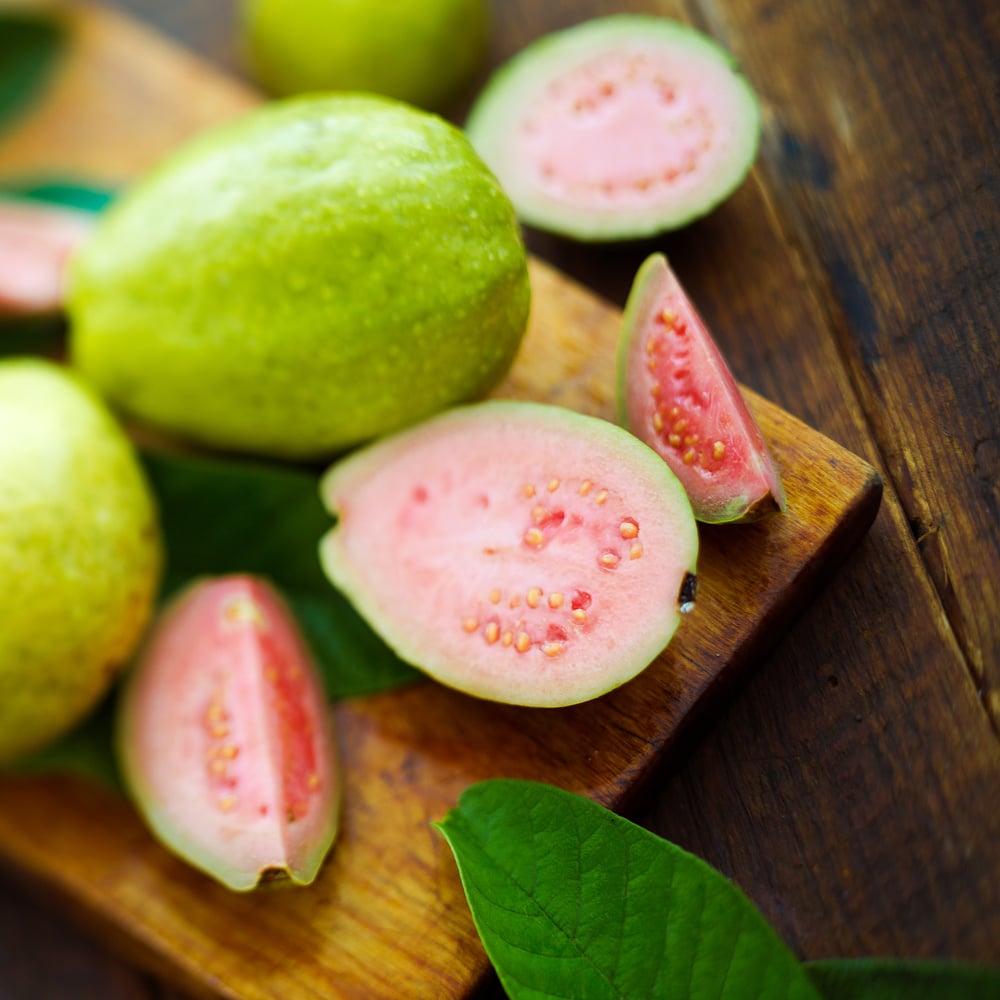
[0,198,93,316]
[69,94,530,459]
[465,15,760,241]
[319,401,698,708]
[116,575,341,892]
[617,253,785,523]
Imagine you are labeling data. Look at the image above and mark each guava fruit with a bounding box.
[319,400,699,708]
[0,197,93,315]
[465,15,761,241]
[68,94,531,460]
[0,358,161,765]
[242,0,489,113]
[617,253,785,523]
[116,575,340,892]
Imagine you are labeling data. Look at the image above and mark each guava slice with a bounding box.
[618,253,785,523]
[0,198,93,315]
[116,575,341,892]
[319,401,698,708]
[465,15,760,241]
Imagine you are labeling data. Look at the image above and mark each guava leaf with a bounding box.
[141,449,420,700]
[0,179,115,213]
[0,313,65,357]
[435,779,821,1000]
[9,690,122,790]
[806,958,1000,1000]
[0,11,63,136]
[3,448,419,787]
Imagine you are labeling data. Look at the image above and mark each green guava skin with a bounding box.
[68,94,531,460]
[0,359,162,765]
[243,0,489,113]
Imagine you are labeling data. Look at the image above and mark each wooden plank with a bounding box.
[689,0,1000,724]
[477,0,1000,964]
[0,5,885,998]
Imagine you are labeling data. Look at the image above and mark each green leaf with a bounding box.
[0,179,115,213]
[806,958,1000,1000]
[4,447,419,786]
[141,449,419,700]
[435,779,822,1000]
[9,691,122,791]
[0,312,65,357]
[0,11,63,135]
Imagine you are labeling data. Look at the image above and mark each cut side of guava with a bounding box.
[0,198,93,315]
[116,575,340,892]
[319,401,698,708]
[617,253,785,524]
[465,15,760,241]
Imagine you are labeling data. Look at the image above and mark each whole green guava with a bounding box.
[242,0,489,113]
[68,94,531,460]
[0,359,162,765]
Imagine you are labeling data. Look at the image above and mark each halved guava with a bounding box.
[617,253,785,523]
[0,198,93,315]
[116,575,341,892]
[465,15,760,241]
[319,401,698,708]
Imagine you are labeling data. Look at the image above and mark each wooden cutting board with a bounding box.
[0,5,882,999]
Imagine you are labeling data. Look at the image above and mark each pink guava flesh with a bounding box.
[117,575,340,891]
[521,49,748,210]
[466,16,760,240]
[320,401,699,708]
[0,200,92,315]
[618,253,785,523]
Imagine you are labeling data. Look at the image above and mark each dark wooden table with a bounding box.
[2,0,997,996]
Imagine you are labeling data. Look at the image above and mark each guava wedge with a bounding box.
[116,575,341,892]
[617,253,785,523]
[465,15,760,241]
[319,401,698,708]
[69,94,530,459]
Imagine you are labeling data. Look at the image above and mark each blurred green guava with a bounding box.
[242,0,489,113]
[0,358,162,765]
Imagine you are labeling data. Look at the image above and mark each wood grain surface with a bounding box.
[1,0,997,997]
[0,7,884,996]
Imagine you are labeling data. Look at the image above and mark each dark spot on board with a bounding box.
[778,130,834,190]
[973,436,999,486]
[828,254,880,360]
[678,572,697,610]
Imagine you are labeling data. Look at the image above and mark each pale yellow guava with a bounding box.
[0,359,162,764]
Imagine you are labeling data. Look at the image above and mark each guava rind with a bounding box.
[242,0,489,113]
[465,15,761,241]
[319,400,698,708]
[616,253,785,523]
[116,575,340,892]
[68,94,531,460]
[0,359,162,765]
